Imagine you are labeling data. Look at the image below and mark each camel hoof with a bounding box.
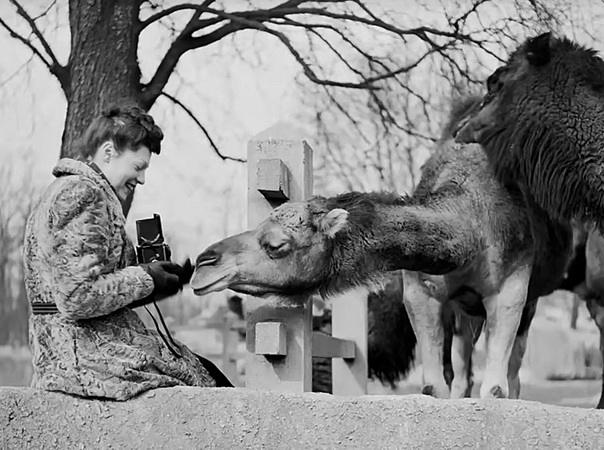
[490,385,505,398]
[450,383,471,399]
[422,385,434,396]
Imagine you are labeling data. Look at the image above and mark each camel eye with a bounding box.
[486,67,506,94]
[486,75,501,94]
[264,240,291,258]
[482,71,506,107]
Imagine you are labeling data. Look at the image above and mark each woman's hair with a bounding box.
[79,104,164,159]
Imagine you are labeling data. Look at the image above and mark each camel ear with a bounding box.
[525,32,552,66]
[318,208,348,238]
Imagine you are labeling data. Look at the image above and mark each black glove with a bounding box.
[174,258,194,286]
[130,260,192,310]
[140,261,182,297]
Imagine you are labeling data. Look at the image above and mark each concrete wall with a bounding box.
[2,387,604,449]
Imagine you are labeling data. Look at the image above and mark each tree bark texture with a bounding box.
[62,0,144,159]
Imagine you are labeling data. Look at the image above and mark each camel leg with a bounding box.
[449,312,473,398]
[442,308,454,390]
[584,295,604,408]
[403,271,449,398]
[597,321,604,409]
[506,334,527,399]
[480,264,531,399]
[506,302,536,399]
[449,329,473,398]
[584,230,604,408]
[450,313,483,398]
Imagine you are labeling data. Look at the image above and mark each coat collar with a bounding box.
[52,158,124,213]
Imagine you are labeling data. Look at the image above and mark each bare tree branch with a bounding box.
[140,2,215,30]
[140,0,309,106]
[10,1,65,72]
[140,5,239,107]
[3,0,70,94]
[143,0,514,111]
[0,53,34,88]
[32,0,58,21]
[0,16,51,69]
[160,91,245,163]
[205,8,383,89]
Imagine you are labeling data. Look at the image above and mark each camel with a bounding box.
[454,32,604,408]
[191,120,575,399]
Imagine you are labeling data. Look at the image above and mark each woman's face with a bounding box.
[103,143,152,201]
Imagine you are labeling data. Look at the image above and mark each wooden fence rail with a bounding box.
[244,122,369,395]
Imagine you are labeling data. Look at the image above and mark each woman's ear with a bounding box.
[99,141,115,163]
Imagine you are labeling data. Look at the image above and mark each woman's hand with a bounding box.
[140,261,182,297]
[130,259,195,309]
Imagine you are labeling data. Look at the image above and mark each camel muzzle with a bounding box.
[195,250,220,268]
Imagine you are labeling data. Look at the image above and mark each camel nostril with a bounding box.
[195,250,220,268]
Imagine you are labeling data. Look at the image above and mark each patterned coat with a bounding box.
[23,158,216,401]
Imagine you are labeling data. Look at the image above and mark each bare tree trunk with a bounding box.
[62,0,144,160]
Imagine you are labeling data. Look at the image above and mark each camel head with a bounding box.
[454,33,562,143]
[190,198,349,299]
[454,32,604,223]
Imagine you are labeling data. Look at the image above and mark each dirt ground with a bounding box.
[366,361,603,410]
[387,379,603,409]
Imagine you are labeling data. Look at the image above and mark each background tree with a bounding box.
[0,0,578,199]
[291,1,585,193]
[0,154,39,346]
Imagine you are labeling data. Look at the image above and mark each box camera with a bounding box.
[135,214,171,264]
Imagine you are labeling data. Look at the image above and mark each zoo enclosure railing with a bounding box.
[243,122,368,395]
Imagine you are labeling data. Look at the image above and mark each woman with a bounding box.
[23,104,230,401]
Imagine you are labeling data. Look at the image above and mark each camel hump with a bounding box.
[251,122,308,142]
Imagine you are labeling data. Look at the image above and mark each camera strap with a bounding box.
[139,234,163,247]
[144,300,183,359]
[143,301,235,387]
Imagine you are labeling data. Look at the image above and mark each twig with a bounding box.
[160,92,245,163]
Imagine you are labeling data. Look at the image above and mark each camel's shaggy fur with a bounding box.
[455,33,604,226]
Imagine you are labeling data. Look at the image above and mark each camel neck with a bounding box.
[319,193,481,297]
[374,203,480,273]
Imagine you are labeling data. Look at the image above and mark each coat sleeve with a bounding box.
[49,178,155,320]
